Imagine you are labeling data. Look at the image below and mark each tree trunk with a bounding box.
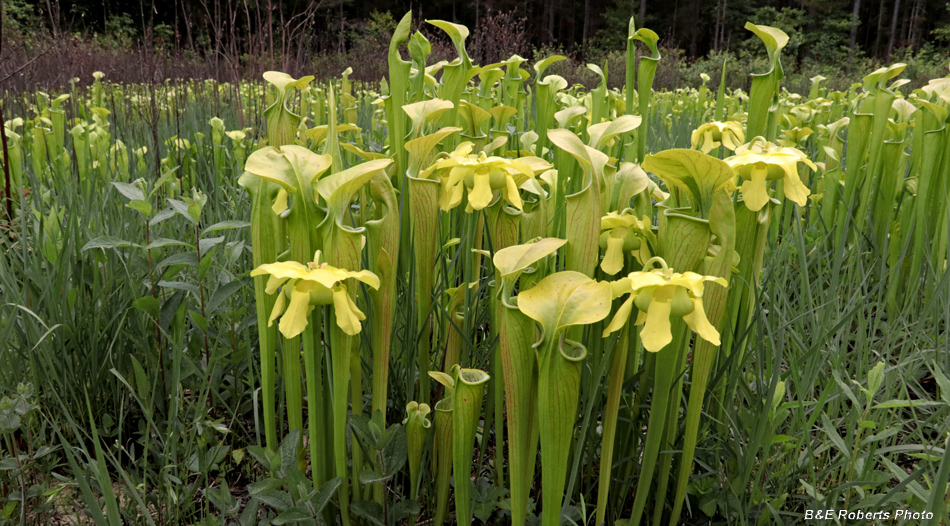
[847,0,862,73]
[184,0,195,50]
[583,0,590,53]
[720,0,728,51]
[874,0,885,56]
[900,1,909,49]
[475,0,480,31]
[908,0,922,48]
[568,0,576,46]
[280,0,287,71]
[671,0,678,44]
[639,0,647,26]
[713,0,720,50]
[689,0,700,56]
[174,0,181,52]
[44,0,60,38]
[267,0,274,68]
[886,0,900,59]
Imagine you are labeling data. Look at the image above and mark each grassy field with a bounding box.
[0,16,948,526]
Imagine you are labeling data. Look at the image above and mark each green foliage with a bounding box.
[1,16,949,525]
[242,431,342,524]
[101,13,137,49]
[590,0,640,52]
[0,0,42,35]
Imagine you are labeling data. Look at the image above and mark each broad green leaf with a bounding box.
[159,280,200,296]
[305,124,360,147]
[426,20,470,59]
[549,128,609,176]
[202,220,251,235]
[489,105,518,127]
[207,280,245,313]
[404,99,454,136]
[863,63,907,91]
[81,236,141,251]
[458,100,492,134]
[867,362,885,400]
[112,181,145,201]
[743,23,789,63]
[127,200,151,217]
[145,238,193,250]
[428,371,455,392]
[534,55,566,77]
[493,237,567,280]
[554,106,587,129]
[642,149,735,217]
[244,145,332,194]
[538,74,568,91]
[406,127,461,166]
[930,365,950,406]
[351,501,386,526]
[198,236,225,255]
[154,252,199,272]
[316,159,394,219]
[342,143,389,161]
[518,271,611,336]
[149,167,181,199]
[587,115,642,150]
[272,507,313,524]
[263,71,313,93]
[133,296,160,319]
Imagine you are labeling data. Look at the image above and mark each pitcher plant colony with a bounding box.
[1,11,950,526]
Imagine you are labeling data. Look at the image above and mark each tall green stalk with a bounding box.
[444,365,489,526]
[433,396,454,526]
[623,149,734,525]
[406,120,461,404]
[317,158,393,525]
[517,272,611,526]
[745,23,788,142]
[492,238,567,525]
[631,25,661,163]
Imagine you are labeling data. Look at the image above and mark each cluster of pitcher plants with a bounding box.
[2,11,949,526]
[197,12,950,526]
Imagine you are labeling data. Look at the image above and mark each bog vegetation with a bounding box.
[1,13,949,526]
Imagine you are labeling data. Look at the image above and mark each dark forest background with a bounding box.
[1,0,950,92]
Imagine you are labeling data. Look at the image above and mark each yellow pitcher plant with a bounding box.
[250,250,380,338]
[604,256,727,352]
[422,141,550,212]
[726,137,818,211]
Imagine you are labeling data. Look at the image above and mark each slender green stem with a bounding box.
[538,337,586,526]
[499,298,538,526]
[433,398,454,526]
[331,323,352,526]
[596,322,630,526]
[453,368,489,526]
